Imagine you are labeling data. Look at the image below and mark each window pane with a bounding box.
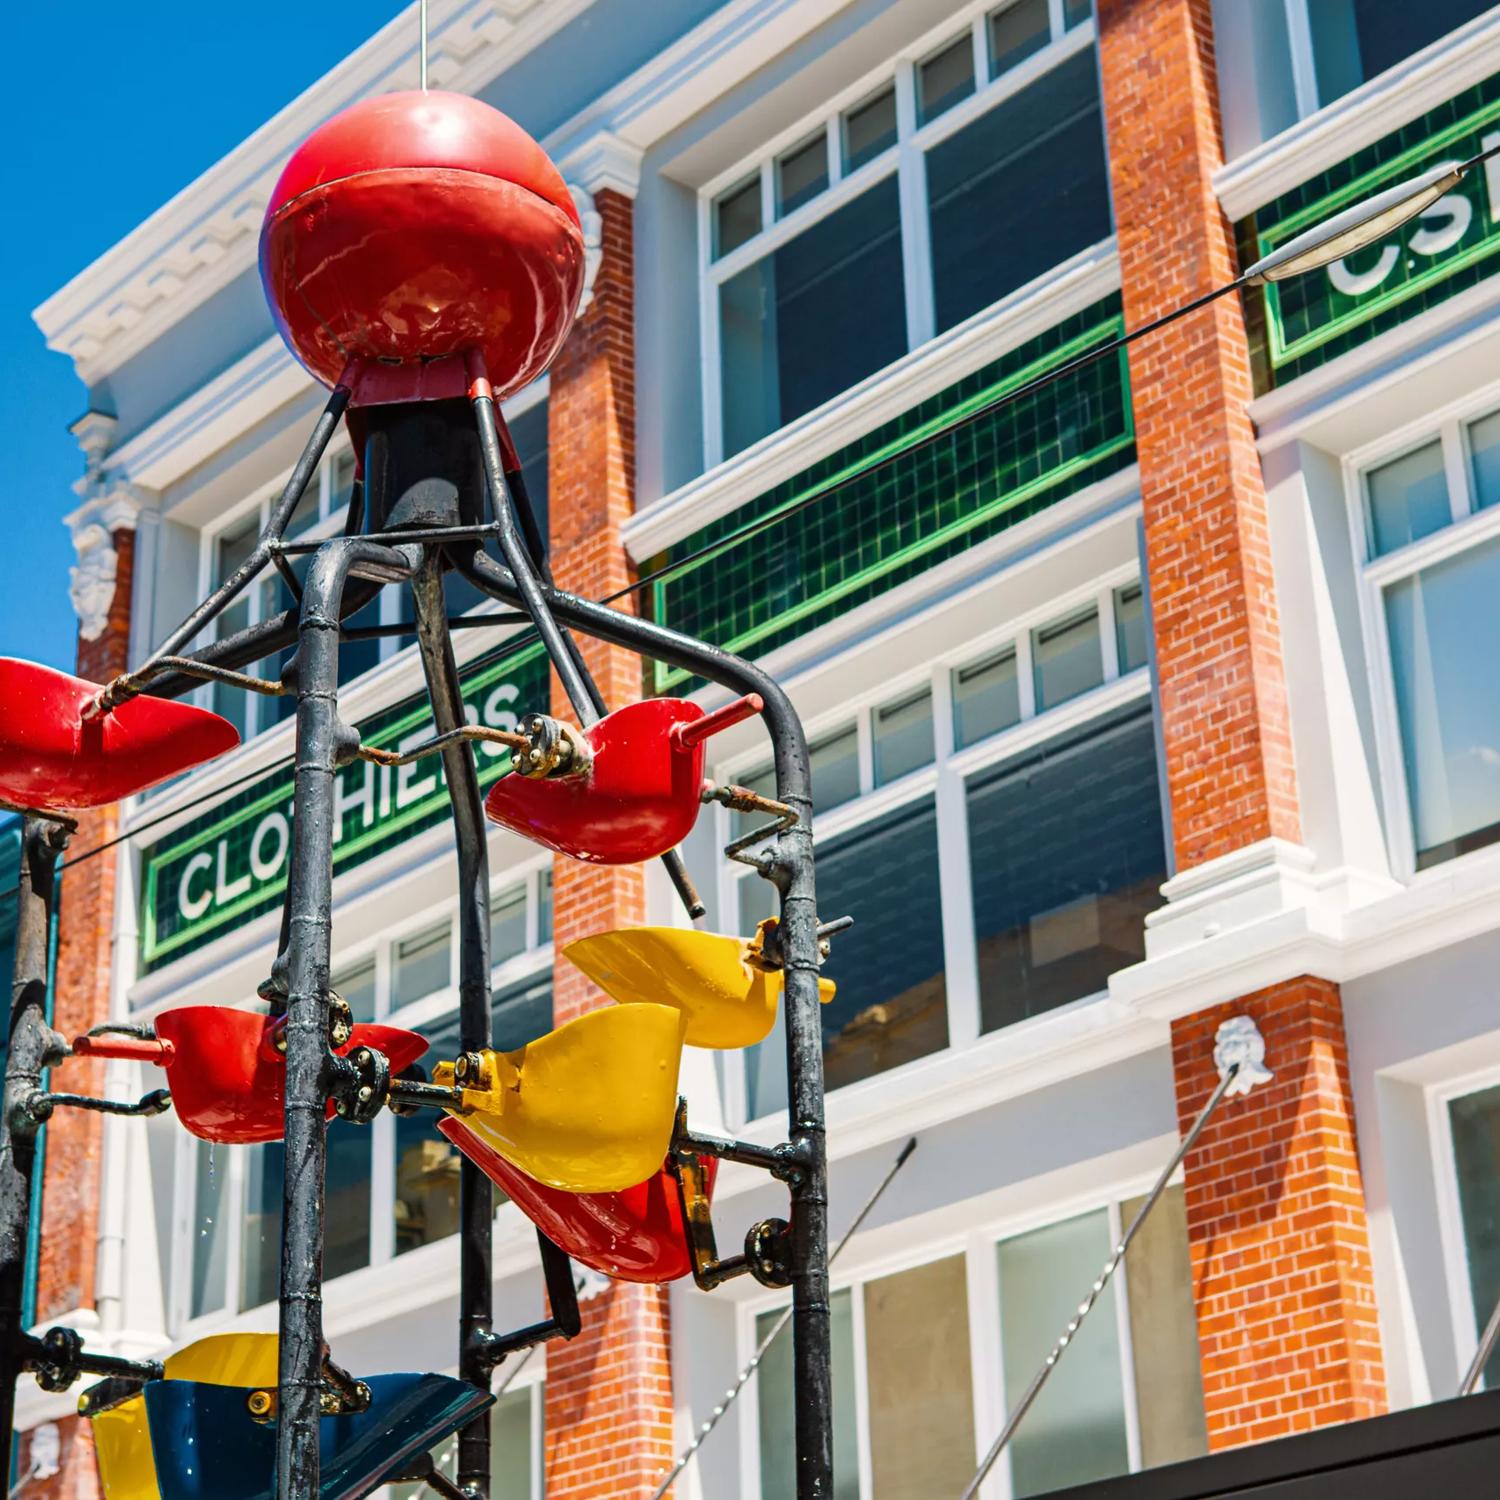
[334,959,376,1024]
[490,883,529,970]
[283,480,320,540]
[508,396,551,542]
[990,0,1050,76]
[955,649,1021,748]
[739,875,784,1119]
[969,707,1166,1032]
[190,1139,229,1319]
[1470,410,1500,511]
[330,450,357,522]
[757,1290,859,1500]
[999,1210,1130,1495]
[492,973,553,1055]
[395,1011,462,1255]
[1312,0,1493,105]
[1366,440,1450,557]
[241,1141,283,1311]
[719,177,905,458]
[865,1256,976,1496]
[818,798,947,1093]
[491,1385,535,1500]
[714,174,761,259]
[927,47,1110,334]
[777,133,828,217]
[213,518,259,735]
[736,727,859,840]
[1386,536,1500,866]
[1034,607,1103,711]
[1121,1184,1208,1467]
[919,34,976,123]
[1115,584,1148,674]
[394,924,450,1009]
[1064,0,1091,24]
[843,85,897,172]
[1450,1083,1500,1389]
[875,689,935,785]
[538,868,553,945]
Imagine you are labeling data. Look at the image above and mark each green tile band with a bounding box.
[646,296,1134,692]
[1245,71,1500,387]
[139,639,548,972]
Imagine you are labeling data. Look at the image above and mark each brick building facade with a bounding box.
[22,0,1500,1496]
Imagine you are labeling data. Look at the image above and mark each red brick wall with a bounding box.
[544,189,677,1499]
[26,525,137,1500]
[1097,0,1301,870]
[1171,980,1387,1447]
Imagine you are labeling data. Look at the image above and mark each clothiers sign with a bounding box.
[1245,73,1500,389]
[139,641,547,972]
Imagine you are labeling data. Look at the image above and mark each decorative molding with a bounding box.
[31,0,593,385]
[65,487,143,642]
[568,184,604,315]
[558,130,643,199]
[1214,9,1500,222]
[1214,1015,1274,1096]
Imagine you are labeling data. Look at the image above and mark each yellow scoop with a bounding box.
[93,1333,279,1500]
[563,923,836,1049]
[435,1002,686,1193]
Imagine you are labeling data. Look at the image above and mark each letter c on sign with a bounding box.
[1327,244,1399,297]
[177,852,214,921]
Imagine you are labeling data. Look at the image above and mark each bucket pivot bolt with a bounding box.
[746,1218,794,1289]
[333,1044,391,1125]
[513,713,591,780]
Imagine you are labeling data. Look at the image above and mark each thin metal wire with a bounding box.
[419,0,429,90]
[648,1137,918,1500]
[960,1063,1242,1500]
[1460,1290,1500,1394]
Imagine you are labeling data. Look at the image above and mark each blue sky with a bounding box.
[2,3,405,672]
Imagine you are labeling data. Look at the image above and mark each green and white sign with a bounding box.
[140,641,548,972]
[1247,73,1500,387]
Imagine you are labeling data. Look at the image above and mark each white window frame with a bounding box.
[715,563,1151,1128]
[170,861,553,1337]
[697,0,1099,467]
[1344,377,1500,880]
[736,1168,1169,1500]
[195,382,550,743]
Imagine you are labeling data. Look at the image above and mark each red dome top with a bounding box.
[266,90,579,227]
[260,90,585,405]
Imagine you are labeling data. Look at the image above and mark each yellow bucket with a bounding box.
[436,1003,686,1193]
[564,924,835,1049]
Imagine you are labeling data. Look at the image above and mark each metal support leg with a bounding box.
[448,548,835,1498]
[410,548,495,1498]
[276,537,413,1499]
[0,821,67,1476]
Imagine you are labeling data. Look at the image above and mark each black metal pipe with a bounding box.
[449,546,833,1497]
[275,535,415,1500]
[0,821,68,1476]
[471,1231,581,1367]
[410,548,496,1498]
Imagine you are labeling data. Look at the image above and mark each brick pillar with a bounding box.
[543,189,676,1498]
[1098,0,1386,1447]
[29,518,138,1500]
[1172,982,1386,1446]
[1098,0,1300,872]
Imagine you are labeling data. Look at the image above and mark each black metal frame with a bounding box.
[0,386,833,1500]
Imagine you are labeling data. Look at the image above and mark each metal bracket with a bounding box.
[21,1328,163,1394]
[469,1231,581,1371]
[701,781,799,867]
[23,1088,171,1125]
[247,1352,372,1425]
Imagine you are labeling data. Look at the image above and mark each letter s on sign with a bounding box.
[178,851,214,921]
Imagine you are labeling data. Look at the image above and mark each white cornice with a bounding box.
[1214,9,1500,223]
[557,130,643,198]
[33,0,592,386]
[622,240,1121,560]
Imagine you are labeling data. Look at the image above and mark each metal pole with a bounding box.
[410,549,494,1497]
[0,821,67,1477]
[275,537,413,1499]
[446,547,835,1497]
[1460,1295,1500,1394]
[650,1137,917,1500]
[961,1063,1242,1500]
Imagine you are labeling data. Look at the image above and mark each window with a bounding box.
[705,5,1108,462]
[723,583,1154,1122]
[751,1194,1204,1496]
[1447,1081,1500,1389]
[1358,405,1500,870]
[175,870,553,1324]
[1303,0,1493,109]
[968,705,1165,1034]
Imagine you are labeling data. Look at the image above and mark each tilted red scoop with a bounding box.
[0,659,239,813]
[438,1117,716,1285]
[483,694,763,864]
[74,1007,428,1145]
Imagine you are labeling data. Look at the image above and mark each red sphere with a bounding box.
[260,91,584,403]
